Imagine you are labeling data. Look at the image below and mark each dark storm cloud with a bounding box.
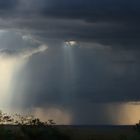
[0,0,18,18]
[41,0,140,22]
[0,0,139,48]
[0,0,17,9]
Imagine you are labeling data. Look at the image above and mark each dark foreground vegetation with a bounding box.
[1,111,140,139]
[0,110,70,140]
[0,125,70,140]
[1,125,140,140]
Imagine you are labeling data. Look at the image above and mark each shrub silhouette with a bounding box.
[0,110,70,140]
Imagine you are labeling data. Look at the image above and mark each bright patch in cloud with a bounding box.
[107,102,140,125]
[65,41,78,47]
[21,45,48,58]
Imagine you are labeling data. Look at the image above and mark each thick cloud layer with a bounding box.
[0,0,139,48]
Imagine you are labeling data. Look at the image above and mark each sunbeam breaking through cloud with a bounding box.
[0,44,48,111]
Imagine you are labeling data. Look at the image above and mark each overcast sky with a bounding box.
[0,0,139,124]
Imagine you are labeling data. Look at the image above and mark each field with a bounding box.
[58,125,140,140]
[0,125,140,140]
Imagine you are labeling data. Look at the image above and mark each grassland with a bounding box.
[0,125,140,140]
[58,125,140,140]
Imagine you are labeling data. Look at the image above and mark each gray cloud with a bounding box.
[0,0,138,48]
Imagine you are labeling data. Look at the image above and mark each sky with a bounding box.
[0,0,140,124]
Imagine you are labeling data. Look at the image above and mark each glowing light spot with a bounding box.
[65,41,78,47]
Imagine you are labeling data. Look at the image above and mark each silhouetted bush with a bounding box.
[0,110,70,140]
